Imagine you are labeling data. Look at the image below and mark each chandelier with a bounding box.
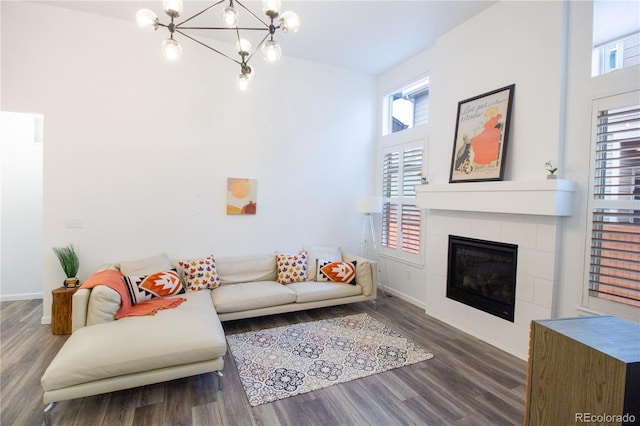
[136,0,300,90]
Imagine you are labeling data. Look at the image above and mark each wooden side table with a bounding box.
[51,286,78,335]
[525,316,640,425]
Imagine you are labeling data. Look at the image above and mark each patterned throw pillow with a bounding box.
[178,255,221,291]
[276,251,308,284]
[316,259,357,285]
[122,269,184,306]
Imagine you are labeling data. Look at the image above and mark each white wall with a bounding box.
[377,0,638,358]
[559,0,640,322]
[378,0,566,305]
[1,2,377,321]
[0,112,44,300]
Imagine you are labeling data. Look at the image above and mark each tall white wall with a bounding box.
[377,0,638,357]
[378,1,566,308]
[1,2,377,321]
[0,112,44,300]
[558,0,640,322]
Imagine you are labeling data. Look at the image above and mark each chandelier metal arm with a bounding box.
[246,31,272,64]
[176,0,225,27]
[177,26,268,31]
[174,29,242,65]
[235,0,270,29]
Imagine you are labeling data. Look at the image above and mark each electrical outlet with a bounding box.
[65,218,83,229]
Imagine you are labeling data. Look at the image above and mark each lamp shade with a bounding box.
[357,196,382,214]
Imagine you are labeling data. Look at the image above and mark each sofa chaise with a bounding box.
[41,248,377,418]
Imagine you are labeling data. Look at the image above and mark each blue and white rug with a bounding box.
[226,312,434,406]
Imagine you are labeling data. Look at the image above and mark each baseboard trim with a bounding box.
[424,310,528,361]
[377,285,425,310]
[0,292,43,302]
[41,315,51,325]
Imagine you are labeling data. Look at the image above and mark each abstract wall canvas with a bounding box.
[227,178,257,215]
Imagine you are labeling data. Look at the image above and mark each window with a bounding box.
[592,1,640,76]
[383,78,429,135]
[586,91,640,312]
[381,144,423,259]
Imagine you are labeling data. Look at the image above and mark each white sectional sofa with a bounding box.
[41,249,377,416]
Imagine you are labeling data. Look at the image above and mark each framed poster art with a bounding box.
[449,84,515,183]
[227,178,257,215]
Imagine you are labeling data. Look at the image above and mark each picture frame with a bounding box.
[449,84,515,183]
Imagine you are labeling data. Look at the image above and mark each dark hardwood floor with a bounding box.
[1,295,527,425]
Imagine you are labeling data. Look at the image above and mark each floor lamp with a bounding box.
[356,196,387,297]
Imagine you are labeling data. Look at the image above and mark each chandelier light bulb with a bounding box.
[221,6,238,27]
[262,0,282,18]
[161,38,182,61]
[237,39,252,56]
[279,11,300,34]
[237,73,251,91]
[162,0,184,18]
[262,40,281,62]
[136,9,159,32]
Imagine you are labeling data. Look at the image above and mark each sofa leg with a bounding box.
[214,370,224,390]
[44,402,57,425]
[372,300,378,311]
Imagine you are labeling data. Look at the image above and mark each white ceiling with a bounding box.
[40,0,496,75]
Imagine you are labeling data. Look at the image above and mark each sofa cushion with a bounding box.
[306,246,342,280]
[119,253,173,276]
[287,281,362,303]
[86,285,121,326]
[316,260,357,284]
[178,255,220,291]
[216,254,277,284]
[276,251,308,284]
[42,290,225,391]
[211,281,296,313]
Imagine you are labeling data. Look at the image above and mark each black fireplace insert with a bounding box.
[446,235,517,322]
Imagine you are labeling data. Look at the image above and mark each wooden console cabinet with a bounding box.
[51,286,78,335]
[525,316,639,425]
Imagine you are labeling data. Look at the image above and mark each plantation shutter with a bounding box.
[382,203,398,249]
[401,205,421,254]
[401,148,422,254]
[381,146,423,256]
[402,148,422,197]
[382,151,400,249]
[589,97,640,307]
[382,151,400,198]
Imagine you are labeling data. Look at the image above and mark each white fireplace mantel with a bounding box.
[415,179,576,216]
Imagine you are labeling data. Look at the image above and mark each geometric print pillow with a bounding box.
[276,251,308,284]
[178,255,221,292]
[316,259,357,285]
[122,269,185,306]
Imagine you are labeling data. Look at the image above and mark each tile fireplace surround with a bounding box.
[416,180,575,359]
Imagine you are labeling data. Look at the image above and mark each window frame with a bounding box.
[382,76,430,136]
[582,90,640,320]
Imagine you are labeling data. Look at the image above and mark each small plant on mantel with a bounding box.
[53,244,80,288]
[545,161,558,179]
[418,172,429,184]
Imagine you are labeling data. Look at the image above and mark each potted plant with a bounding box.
[53,244,80,288]
[545,160,558,179]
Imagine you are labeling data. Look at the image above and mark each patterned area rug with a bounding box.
[226,313,434,406]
